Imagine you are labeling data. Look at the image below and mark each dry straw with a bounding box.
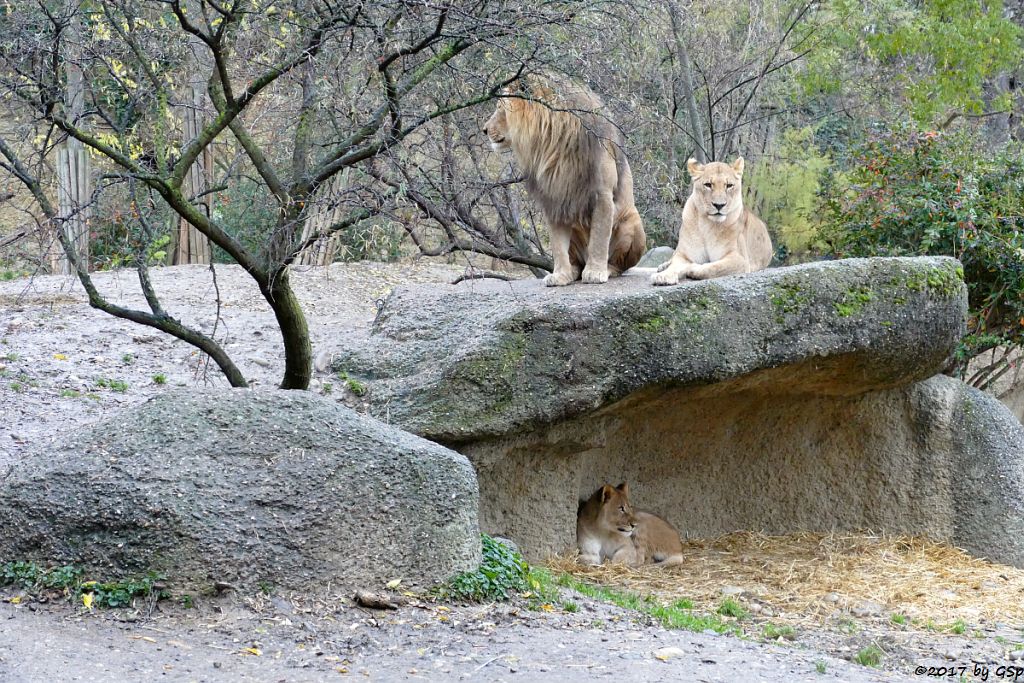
[545,532,1024,627]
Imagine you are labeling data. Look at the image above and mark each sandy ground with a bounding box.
[1,261,1022,682]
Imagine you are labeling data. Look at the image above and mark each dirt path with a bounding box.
[0,261,1020,681]
[0,594,900,683]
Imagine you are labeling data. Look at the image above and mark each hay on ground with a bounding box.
[545,532,1024,627]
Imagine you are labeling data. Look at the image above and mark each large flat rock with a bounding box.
[331,256,1024,568]
[0,390,481,591]
[336,257,967,442]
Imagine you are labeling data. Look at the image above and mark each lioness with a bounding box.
[483,74,646,286]
[577,483,684,567]
[651,157,772,286]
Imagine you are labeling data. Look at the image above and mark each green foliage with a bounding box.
[820,124,1024,381]
[334,220,405,263]
[747,127,833,257]
[716,597,749,619]
[444,534,530,602]
[556,574,739,634]
[89,196,173,272]
[762,623,797,641]
[152,373,167,385]
[815,660,827,674]
[337,371,367,397]
[209,178,279,264]
[891,613,908,625]
[0,269,29,281]
[444,532,532,602]
[95,377,129,392]
[853,644,884,667]
[802,0,1024,124]
[866,0,1022,123]
[0,561,165,609]
[80,574,164,609]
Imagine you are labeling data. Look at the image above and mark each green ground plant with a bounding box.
[0,561,165,609]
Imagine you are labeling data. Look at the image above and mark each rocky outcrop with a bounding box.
[334,257,1024,568]
[336,257,966,442]
[0,390,480,591]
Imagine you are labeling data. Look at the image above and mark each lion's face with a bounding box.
[483,101,512,152]
[688,158,745,223]
[597,484,636,536]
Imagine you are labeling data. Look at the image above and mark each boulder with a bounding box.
[334,257,1024,568]
[634,246,675,269]
[0,390,480,591]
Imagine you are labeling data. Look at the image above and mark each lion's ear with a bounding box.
[616,482,630,497]
[731,157,745,176]
[600,485,614,503]
[687,158,703,178]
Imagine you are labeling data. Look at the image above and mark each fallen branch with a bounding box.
[450,270,518,285]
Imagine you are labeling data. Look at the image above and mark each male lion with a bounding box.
[651,157,772,286]
[576,483,684,567]
[483,74,646,286]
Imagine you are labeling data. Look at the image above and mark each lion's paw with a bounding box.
[580,265,609,284]
[544,271,576,287]
[650,269,681,286]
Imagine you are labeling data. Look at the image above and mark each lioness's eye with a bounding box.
[703,182,712,188]
[726,183,734,189]
[619,506,626,513]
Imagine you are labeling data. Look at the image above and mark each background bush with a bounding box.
[819,124,1024,387]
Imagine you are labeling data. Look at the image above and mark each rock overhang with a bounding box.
[335,256,967,443]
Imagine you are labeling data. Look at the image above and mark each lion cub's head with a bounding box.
[586,483,637,536]
[687,157,745,223]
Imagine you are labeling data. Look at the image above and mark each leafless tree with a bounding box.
[0,0,584,390]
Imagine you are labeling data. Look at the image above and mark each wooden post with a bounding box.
[52,0,90,274]
[170,0,212,265]
[172,84,213,265]
[296,170,348,266]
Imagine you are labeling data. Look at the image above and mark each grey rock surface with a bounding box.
[336,256,967,442]
[0,390,480,591]
[330,256,1024,569]
[946,377,1024,566]
[633,245,675,269]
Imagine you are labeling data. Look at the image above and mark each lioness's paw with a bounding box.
[581,265,609,284]
[543,271,575,287]
[650,269,681,286]
[656,260,672,272]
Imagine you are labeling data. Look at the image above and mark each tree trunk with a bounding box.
[669,1,707,163]
[265,269,312,390]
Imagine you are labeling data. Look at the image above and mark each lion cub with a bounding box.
[651,157,772,285]
[576,483,684,567]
